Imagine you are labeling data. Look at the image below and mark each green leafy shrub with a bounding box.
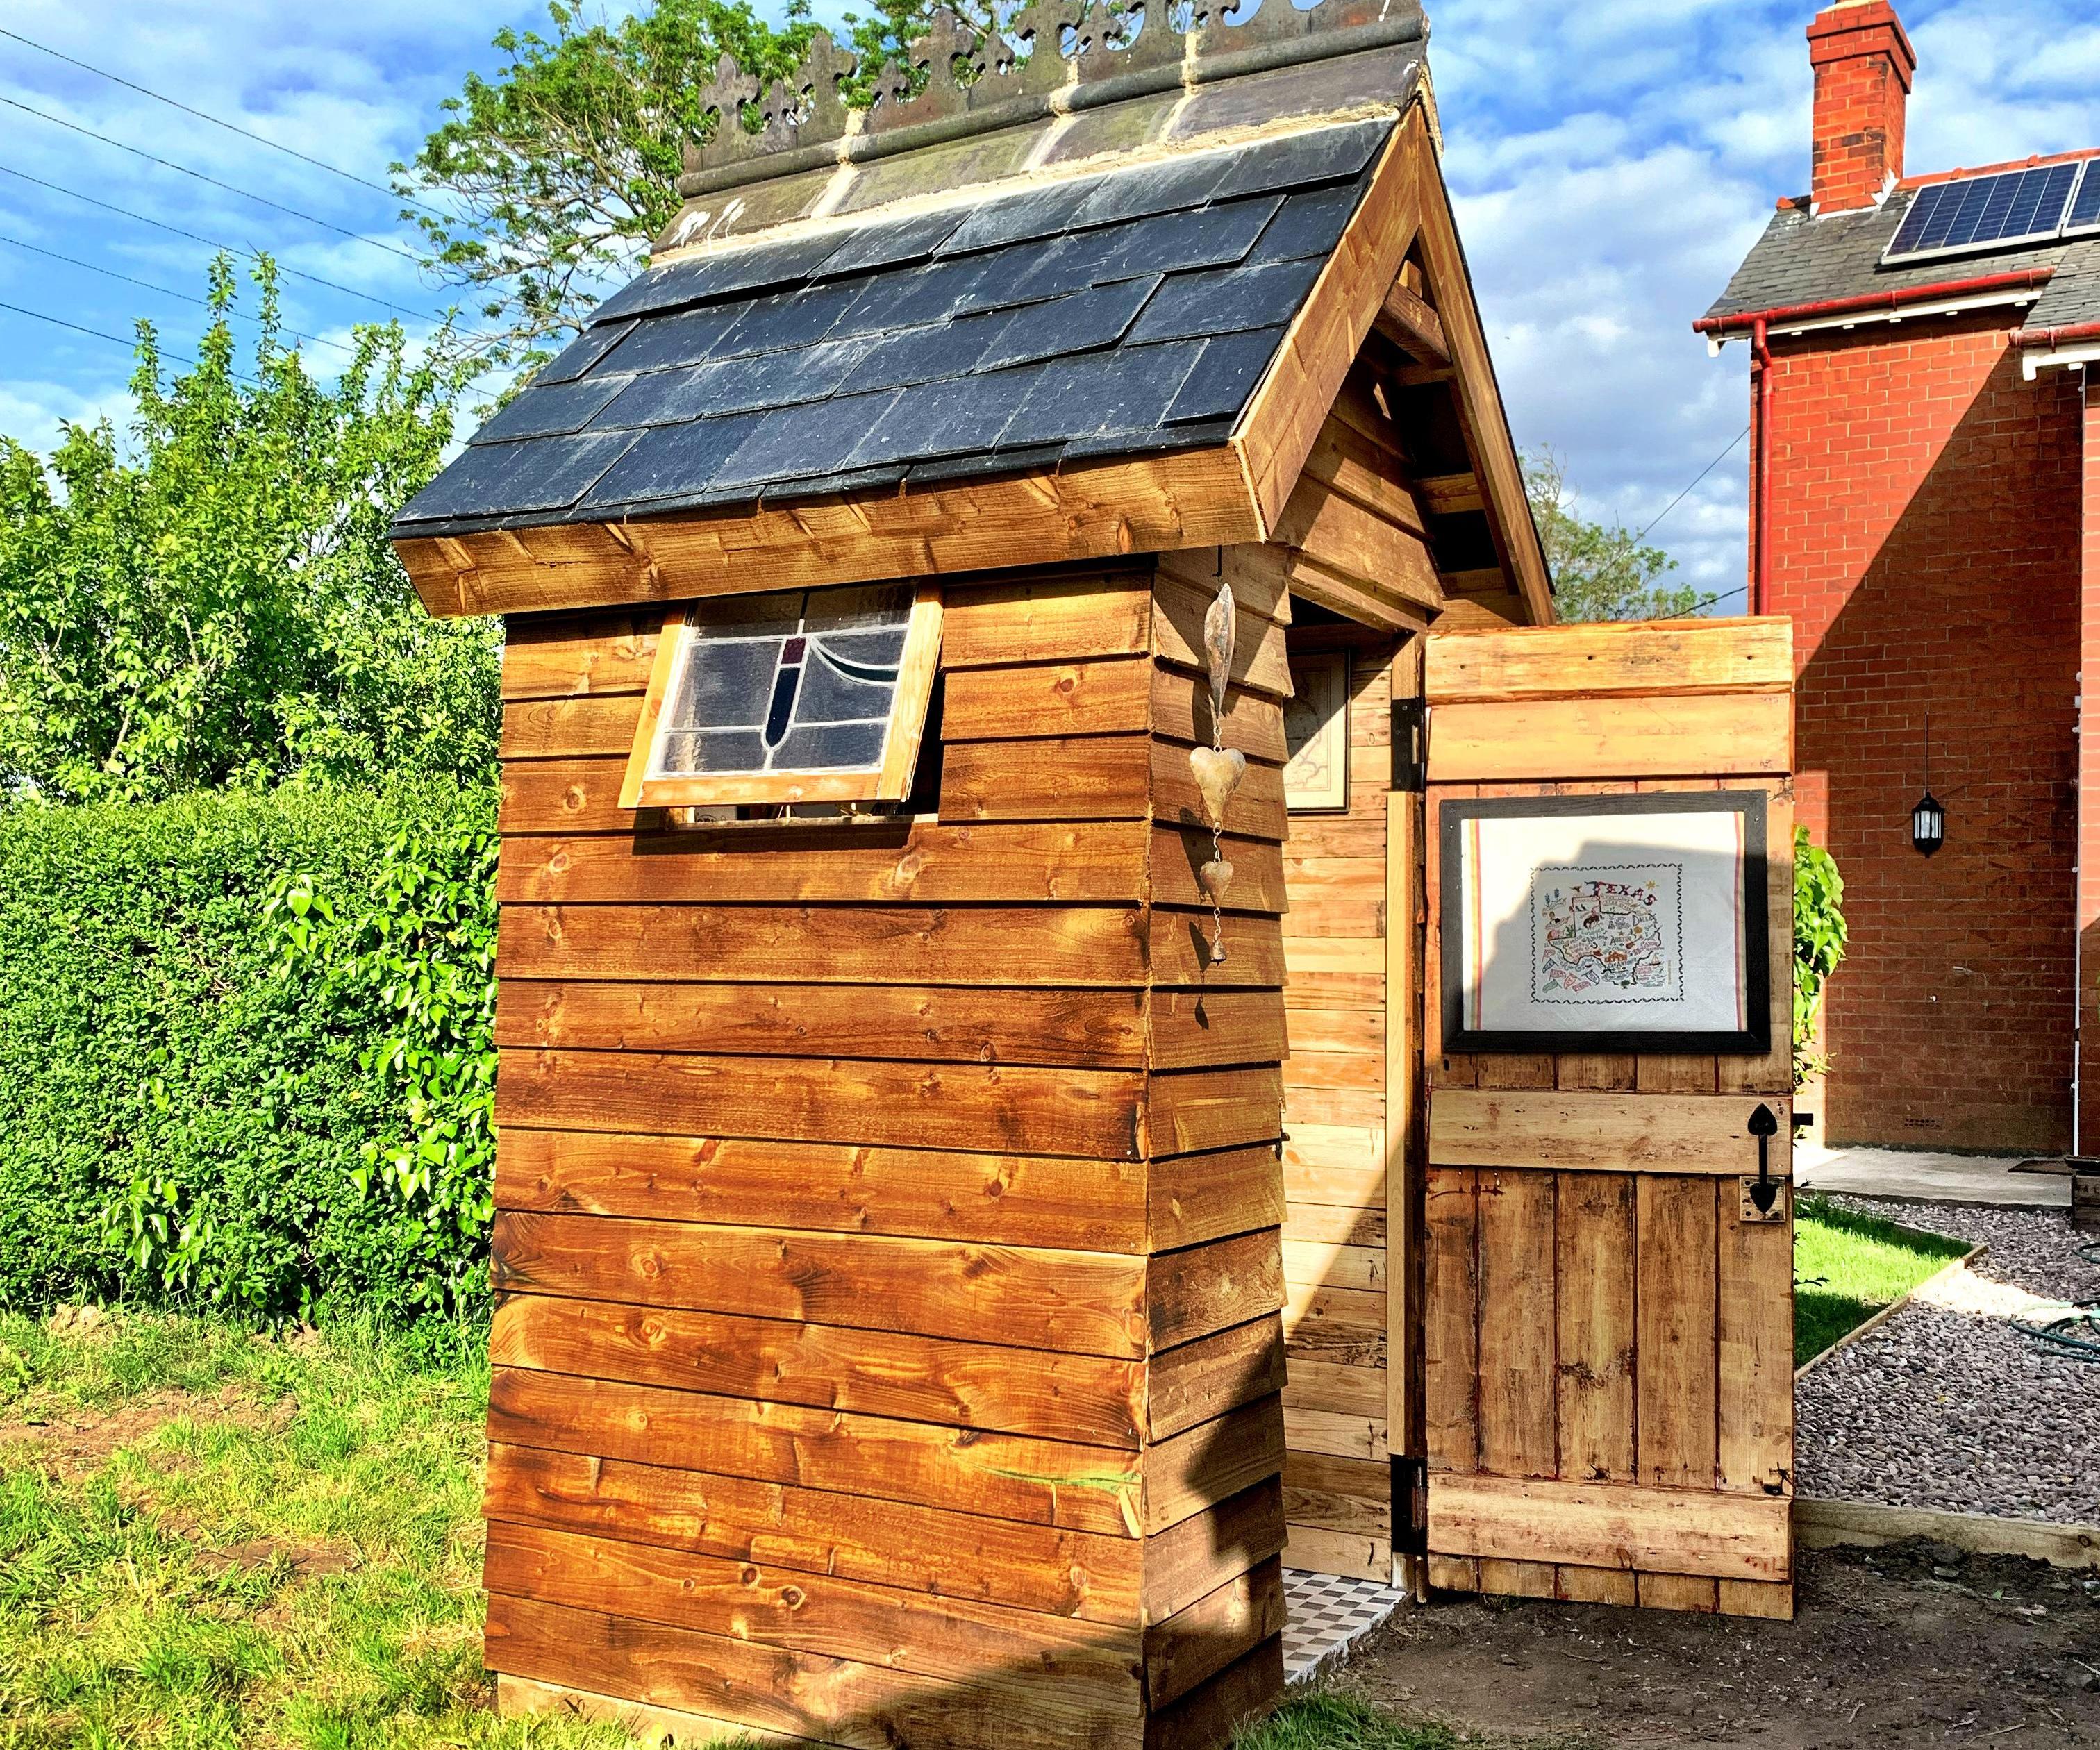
[1793,824,1849,1089]
[0,784,496,1328]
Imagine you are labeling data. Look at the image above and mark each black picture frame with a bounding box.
[1439,790,1772,1056]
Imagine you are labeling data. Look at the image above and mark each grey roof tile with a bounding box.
[396,431,638,526]
[712,280,865,358]
[394,115,1398,539]
[1164,326,1286,424]
[467,374,634,446]
[974,277,1158,371]
[1249,185,1362,264]
[2024,240,2100,330]
[597,301,747,374]
[836,313,1001,394]
[813,208,967,278]
[710,389,907,489]
[936,176,1106,257]
[849,367,1042,463]
[533,319,638,385]
[1127,258,1321,346]
[575,412,768,511]
[1000,341,1203,448]
[1212,117,1388,199]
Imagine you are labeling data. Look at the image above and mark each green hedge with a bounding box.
[0,784,496,1329]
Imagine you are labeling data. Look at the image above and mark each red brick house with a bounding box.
[1699,0,2100,1155]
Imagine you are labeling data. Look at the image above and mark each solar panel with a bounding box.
[2066,160,2100,238]
[1883,162,2081,264]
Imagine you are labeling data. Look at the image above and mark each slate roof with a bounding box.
[2023,238,2100,334]
[1702,184,2094,328]
[392,116,1395,540]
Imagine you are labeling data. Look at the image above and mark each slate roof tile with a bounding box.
[467,374,635,446]
[849,367,1042,463]
[534,319,638,385]
[576,412,769,511]
[1126,258,1321,346]
[1165,326,1287,424]
[392,115,1397,538]
[2024,238,2100,331]
[973,277,1159,371]
[710,389,908,489]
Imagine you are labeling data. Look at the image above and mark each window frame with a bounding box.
[619,581,944,810]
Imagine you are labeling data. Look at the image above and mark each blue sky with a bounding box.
[1,0,2096,603]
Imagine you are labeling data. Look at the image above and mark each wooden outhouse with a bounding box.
[392,5,1800,1745]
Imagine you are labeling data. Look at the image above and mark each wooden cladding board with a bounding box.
[1278,625,1402,1585]
[482,560,1291,1749]
[1419,617,1797,1621]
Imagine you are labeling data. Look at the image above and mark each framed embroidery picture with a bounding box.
[1283,649,1351,811]
[1440,790,1771,1055]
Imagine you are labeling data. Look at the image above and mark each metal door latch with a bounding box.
[1741,1102,1787,1222]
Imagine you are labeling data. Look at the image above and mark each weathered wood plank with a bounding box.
[1148,1145,1288,1253]
[501,613,660,700]
[484,1441,1142,1623]
[1718,1194,1794,1499]
[1142,1482,1286,1625]
[494,1128,1149,1252]
[941,656,1153,741]
[941,734,1152,822]
[1638,1177,1720,1493]
[1429,1476,1790,1582]
[1556,1174,1636,1485]
[498,903,1148,988]
[1423,1167,1478,1476]
[1151,830,1289,915]
[1426,694,1792,782]
[486,1367,1143,1536]
[1153,575,1292,701]
[490,1211,1150,1357]
[496,979,1149,1067]
[1425,618,1794,704]
[496,822,1152,906]
[1431,1090,1792,1177]
[1142,1558,1284,1711]
[1142,1399,1285,1536]
[1147,1231,1284,1354]
[1476,1171,1554,1482]
[1149,662,1290,764]
[1283,1451,1392,1538]
[1147,1315,1287,1442]
[1145,1067,1285,1157]
[488,1293,1146,1444]
[495,1049,1142,1160]
[503,693,644,759]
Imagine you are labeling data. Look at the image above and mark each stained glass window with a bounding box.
[622,583,941,808]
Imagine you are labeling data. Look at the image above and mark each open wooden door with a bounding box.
[1416,618,1797,1619]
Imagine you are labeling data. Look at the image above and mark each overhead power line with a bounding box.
[0,23,447,219]
[0,158,433,322]
[1636,425,1749,544]
[0,294,258,385]
[0,228,357,356]
[0,91,424,265]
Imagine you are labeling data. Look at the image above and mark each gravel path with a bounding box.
[1796,1197,2100,1526]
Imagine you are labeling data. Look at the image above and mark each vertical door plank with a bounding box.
[1635,1174,1722,1613]
[1422,1165,1478,1592]
[1718,1193,1794,1501]
[1556,1173,1635,1485]
[1476,1167,1556,1599]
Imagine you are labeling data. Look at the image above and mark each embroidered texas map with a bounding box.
[1532,867,1681,1003]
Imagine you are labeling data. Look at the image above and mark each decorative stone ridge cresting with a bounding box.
[679,0,1428,190]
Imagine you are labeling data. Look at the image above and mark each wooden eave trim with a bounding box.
[394,447,1263,619]
[1396,122,1556,628]
[1232,106,1424,534]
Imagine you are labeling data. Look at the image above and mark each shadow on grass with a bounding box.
[1232,1693,1599,1750]
[1794,1194,1971,1367]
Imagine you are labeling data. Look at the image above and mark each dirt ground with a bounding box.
[1332,1543,2100,1749]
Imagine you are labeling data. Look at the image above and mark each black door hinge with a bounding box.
[1392,699,1426,793]
[1392,1454,1428,1556]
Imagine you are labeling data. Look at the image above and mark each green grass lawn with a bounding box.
[0,1310,1572,1750]
[1793,1194,1972,1367]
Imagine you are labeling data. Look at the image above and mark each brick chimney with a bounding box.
[1808,1,1917,213]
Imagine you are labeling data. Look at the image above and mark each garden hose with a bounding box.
[2011,1240,2100,1362]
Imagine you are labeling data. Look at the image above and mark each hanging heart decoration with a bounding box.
[1188,744,1246,833]
[1198,858,1235,903]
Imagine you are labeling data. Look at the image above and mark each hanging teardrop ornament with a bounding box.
[1188,744,1247,832]
[1203,580,1236,724]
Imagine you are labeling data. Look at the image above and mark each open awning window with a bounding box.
[621,582,942,809]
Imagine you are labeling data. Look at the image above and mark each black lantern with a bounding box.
[1912,712,1944,857]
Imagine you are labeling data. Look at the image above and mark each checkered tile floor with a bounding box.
[1282,1567,1407,1684]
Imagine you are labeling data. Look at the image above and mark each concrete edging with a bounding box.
[1796,1498,2100,1572]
